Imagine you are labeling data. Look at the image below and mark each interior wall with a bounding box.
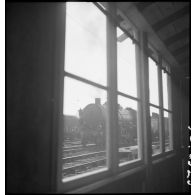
[151,156,183,192]
[6,3,59,193]
[90,156,183,193]
[90,170,145,193]
[6,3,190,193]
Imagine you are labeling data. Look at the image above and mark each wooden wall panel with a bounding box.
[6,3,60,193]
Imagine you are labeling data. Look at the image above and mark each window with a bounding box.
[116,27,140,165]
[148,57,161,155]
[148,56,173,155]
[150,107,161,155]
[162,71,169,110]
[118,95,140,165]
[117,27,137,97]
[65,2,106,85]
[149,57,159,106]
[58,2,174,191]
[61,2,142,186]
[62,2,108,182]
[162,66,173,152]
[63,78,108,181]
[164,111,173,151]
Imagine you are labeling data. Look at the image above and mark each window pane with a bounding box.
[150,107,161,155]
[65,2,107,85]
[162,71,168,109]
[117,27,137,97]
[164,111,173,151]
[62,77,108,181]
[149,58,159,105]
[118,95,140,165]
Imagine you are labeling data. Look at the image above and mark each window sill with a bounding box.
[67,165,146,194]
[152,150,176,164]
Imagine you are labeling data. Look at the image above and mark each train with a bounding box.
[78,98,107,147]
[64,98,168,148]
[64,98,138,147]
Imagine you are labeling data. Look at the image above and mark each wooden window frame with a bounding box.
[150,54,174,161]
[53,2,175,193]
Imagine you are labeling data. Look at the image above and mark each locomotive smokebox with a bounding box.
[95,98,101,105]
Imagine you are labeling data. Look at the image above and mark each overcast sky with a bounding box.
[63,2,167,116]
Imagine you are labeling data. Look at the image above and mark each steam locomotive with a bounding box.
[64,98,164,148]
[78,98,137,147]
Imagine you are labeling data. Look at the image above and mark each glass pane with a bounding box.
[162,71,168,109]
[164,111,173,151]
[118,95,139,165]
[150,107,161,155]
[65,2,107,85]
[117,27,137,97]
[149,58,159,105]
[62,77,108,181]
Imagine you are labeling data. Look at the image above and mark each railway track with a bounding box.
[62,150,106,178]
[63,157,106,177]
[62,140,140,178]
[64,144,97,151]
[63,143,100,157]
[63,151,105,163]
[62,140,106,178]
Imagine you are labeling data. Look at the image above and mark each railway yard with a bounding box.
[62,139,139,179]
[62,139,107,179]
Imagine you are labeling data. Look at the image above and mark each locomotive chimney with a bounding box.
[95,98,101,105]
[79,109,82,117]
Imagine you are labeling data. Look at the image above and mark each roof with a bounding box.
[116,2,190,78]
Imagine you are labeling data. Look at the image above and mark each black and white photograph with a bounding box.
[6,1,191,193]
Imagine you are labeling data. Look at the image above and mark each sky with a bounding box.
[63,2,167,116]
[149,57,159,106]
[149,58,169,108]
[65,2,107,85]
[117,27,137,97]
[64,2,107,116]
[162,71,168,109]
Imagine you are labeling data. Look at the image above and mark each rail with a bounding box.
[63,151,106,163]
[63,157,106,176]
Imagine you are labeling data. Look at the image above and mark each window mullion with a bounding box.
[139,31,152,191]
[107,2,119,174]
[135,31,143,160]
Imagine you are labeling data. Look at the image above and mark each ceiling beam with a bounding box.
[171,44,189,56]
[176,52,189,62]
[124,2,181,70]
[135,2,154,12]
[152,5,189,31]
[116,14,124,23]
[178,56,189,66]
[178,57,189,77]
[164,28,189,46]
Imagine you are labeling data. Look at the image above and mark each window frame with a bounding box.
[162,65,173,152]
[149,54,174,160]
[147,55,163,157]
[55,2,175,193]
[116,24,143,167]
[57,3,111,192]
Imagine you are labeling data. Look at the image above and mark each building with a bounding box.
[6,2,190,193]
